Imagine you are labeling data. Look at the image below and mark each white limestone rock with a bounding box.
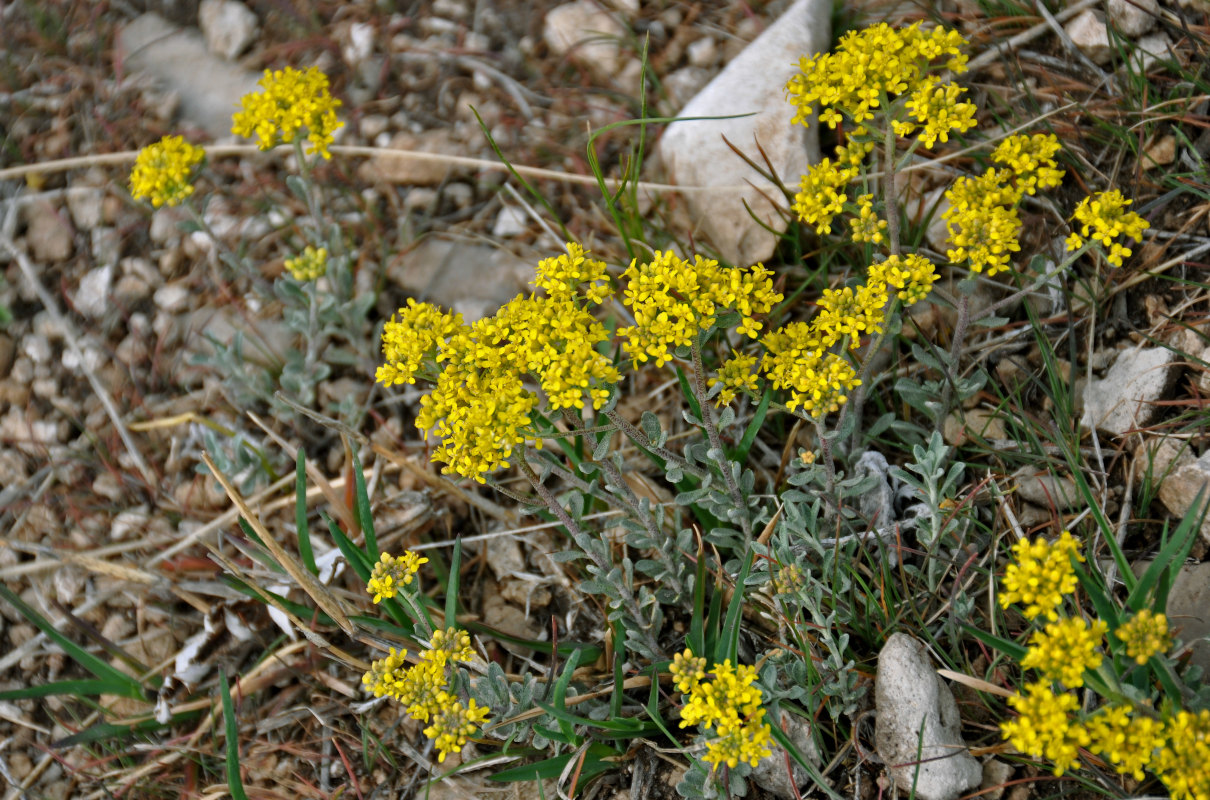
[876,634,982,800]
[543,1,629,84]
[198,0,259,60]
[657,0,828,266]
[1065,10,1113,65]
[1082,346,1180,436]
[1108,0,1157,37]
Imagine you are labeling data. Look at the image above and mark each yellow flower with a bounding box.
[1154,709,1210,800]
[848,194,888,245]
[1086,704,1164,781]
[232,66,343,159]
[891,76,977,148]
[1020,616,1107,688]
[773,562,805,595]
[284,246,328,281]
[1115,609,1172,664]
[999,530,1083,620]
[426,628,476,666]
[535,241,611,305]
[376,299,465,387]
[786,23,968,129]
[1000,681,1089,776]
[1065,190,1149,268]
[129,135,205,208]
[792,156,856,236]
[362,647,408,698]
[760,325,860,417]
[619,251,781,368]
[709,352,760,406]
[943,169,1022,276]
[424,697,491,763]
[869,254,937,306]
[992,133,1065,196]
[813,283,887,348]
[366,551,428,604]
[674,650,773,770]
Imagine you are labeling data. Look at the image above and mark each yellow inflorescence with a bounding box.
[232,66,343,159]
[998,530,1083,620]
[619,251,782,368]
[377,245,625,482]
[760,324,860,417]
[870,254,938,306]
[943,169,1023,276]
[129,135,205,208]
[792,156,860,236]
[284,246,328,281]
[366,551,428,604]
[672,649,773,770]
[992,133,1065,196]
[1065,190,1150,267]
[849,194,888,245]
[786,22,968,129]
[362,628,487,763]
[534,241,611,305]
[1085,704,1165,781]
[1153,709,1210,800]
[1000,681,1089,776]
[376,299,465,387]
[1115,609,1173,665]
[891,76,978,149]
[709,352,760,407]
[1019,616,1107,688]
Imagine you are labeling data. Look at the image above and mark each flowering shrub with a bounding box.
[670,650,773,770]
[232,66,343,159]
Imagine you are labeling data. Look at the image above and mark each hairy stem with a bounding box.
[814,418,838,503]
[936,291,971,434]
[604,409,708,481]
[883,119,902,258]
[691,336,751,540]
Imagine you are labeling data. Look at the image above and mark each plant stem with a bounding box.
[560,409,664,545]
[840,300,901,453]
[516,452,665,659]
[813,418,837,502]
[604,409,708,481]
[935,291,970,434]
[883,118,902,258]
[691,336,751,540]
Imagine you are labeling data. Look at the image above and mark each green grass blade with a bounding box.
[1127,486,1204,611]
[323,511,372,581]
[296,449,318,575]
[675,365,703,423]
[768,721,844,800]
[0,679,121,700]
[445,538,462,628]
[732,385,772,463]
[219,673,249,800]
[689,538,707,657]
[715,550,754,665]
[0,584,144,699]
[351,448,378,560]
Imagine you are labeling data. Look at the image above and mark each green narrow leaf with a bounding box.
[732,385,771,463]
[0,679,121,701]
[324,511,372,581]
[675,365,703,422]
[351,449,377,560]
[446,539,462,628]
[962,624,1028,662]
[219,673,249,800]
[1128,486,1204,612]
[716,551,754,665]
[295,449,317,576]
[689,540,707,657]
[768,721,844,800]
[0,584,144,699]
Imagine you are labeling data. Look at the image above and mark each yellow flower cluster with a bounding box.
[534,241,610,305]
[1065,190,1150,267]
[786,22,968,129]
[849,194,888,245]
[619,251,782,367]
[366,551,428,604]
[942,169,1023,276]
[129,135,205,208]
[709,352,760,407]
[998,531,1082,620]
[1019,616,1107,688]
[1153,709,1210,800]
[669,649,773,770]
[1115,609,1172,664]
[1085,704,1166,781]
[376,299,465,387]
[1001,682,1089,775]
[232,66,343,159]
[756,254,934,416]
[377,243,621,482]
[362,628,489,763]
[284,245,328,281]
[891,76,977,149]
[773,562,805,595]
[792,139,875,236]
[992,134,1065,196]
